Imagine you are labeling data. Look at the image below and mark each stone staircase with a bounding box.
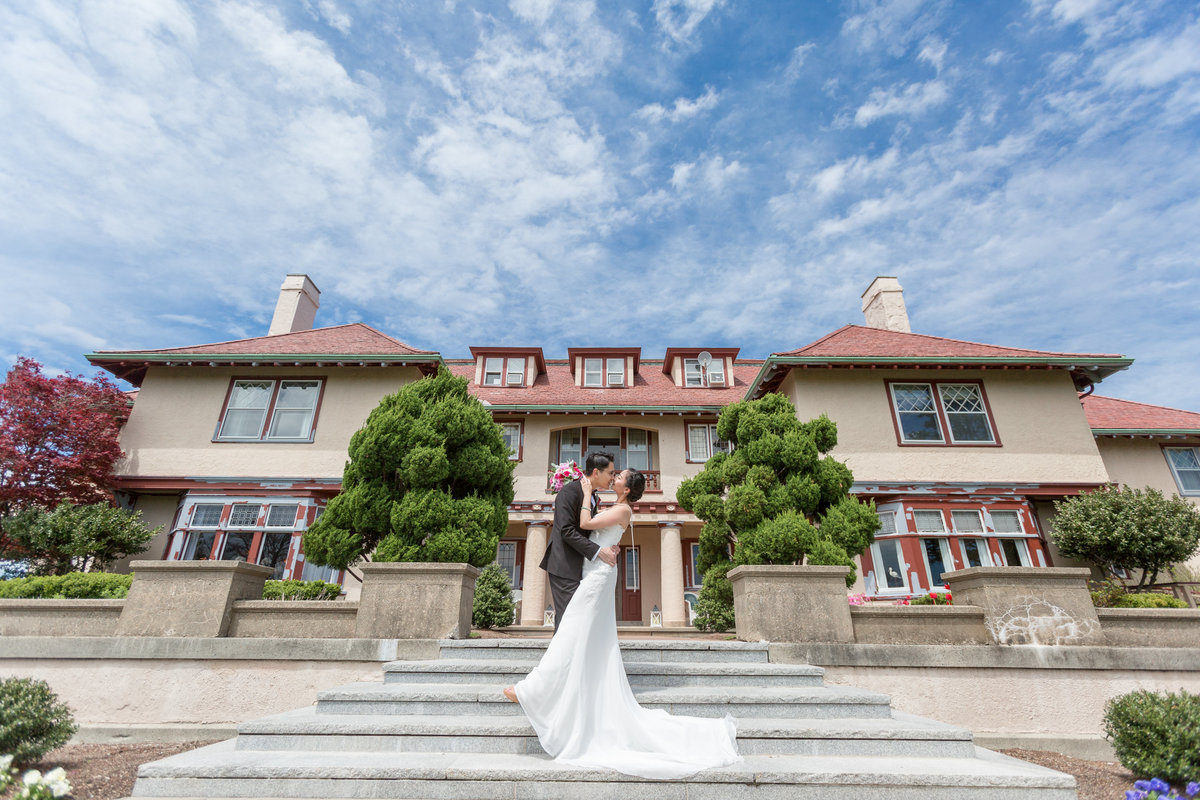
[128,639,1077,799]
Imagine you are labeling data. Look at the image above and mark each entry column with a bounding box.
[519,521,550,626]
[658,522,688,627]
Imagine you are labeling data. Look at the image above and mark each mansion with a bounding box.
[87,275,1200,627]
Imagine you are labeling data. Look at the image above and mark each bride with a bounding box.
[502,468,742,779]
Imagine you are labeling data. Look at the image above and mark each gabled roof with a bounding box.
[469,347,547,375]
[566,347,642,376]
[445,359,762,413]
[747,325,1133,398]
[1083,394,1200,436]
[87,323,439,386]
[661,348,741,375]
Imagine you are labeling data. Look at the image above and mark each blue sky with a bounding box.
[1,0,1198,410]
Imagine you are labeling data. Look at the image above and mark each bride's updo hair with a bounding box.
[624,469,646,503]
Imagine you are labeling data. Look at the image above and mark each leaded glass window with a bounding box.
[892,384,944,442]
[1167,448,1200,494]
[938,384,994,443]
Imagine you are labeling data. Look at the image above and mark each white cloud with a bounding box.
[637,86,719,123]
[315,0,351,34]
[1100,20,1200,90]
[652,0,725,43]
[842,0,947,56]
[854,80,949,125]
[783,43,815,81]
[917,36,947,71]
[510,0,558,25]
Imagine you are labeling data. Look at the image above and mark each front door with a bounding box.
[616,545,641,621]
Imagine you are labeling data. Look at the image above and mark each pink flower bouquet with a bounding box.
[549,461,583,493]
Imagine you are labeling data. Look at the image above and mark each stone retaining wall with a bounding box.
[227,600,359,638]
[850,605,991,645]
[0,599,124,636]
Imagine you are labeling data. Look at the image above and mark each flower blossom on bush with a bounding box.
[1124,776,1200,800]
[17,766,71,799]
[847,593,868,606]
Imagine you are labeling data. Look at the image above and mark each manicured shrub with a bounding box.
[0,502,159,575]
[1090,575,1128,608]
[472,562,516,629]
[1104,689,1200,786]
[1115,592,1188,609]
[692,562,736,632]
[0,572,131,599]
[0,678,78,766]
[260,580,342,600]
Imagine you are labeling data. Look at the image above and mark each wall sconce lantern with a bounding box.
[650,605,663,627]
[543,604,555,627]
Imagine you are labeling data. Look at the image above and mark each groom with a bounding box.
[539,450,620,630]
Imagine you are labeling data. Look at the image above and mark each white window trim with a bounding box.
[606,358,625,387]
[707,358,726,386]
[689,542,703,588]
[683,359,703,387]
[189,504,223,529]
[687,423,729,462]
[1165,446,1200,496]
[912,509,948,534]
[997,537,1031,567]
[226,504,263,529]
[624,547,640,590]
[218,379,276,441]
[987,509,1026,535]
[483,358,504,386]
[869,538,910,594]
[950,509,985,535]
[266,380,322,441]
[501,422,522,461]
[958,537,993,568]
[889,382,945,444]
[918,536,954,591]
[265,504,299,529]
[583,358,603,387]
[938,383,996,445]
[505,358,525,386]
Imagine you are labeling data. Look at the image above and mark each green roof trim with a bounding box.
[1092,428,1200,437]
[482,404,724,414]
[744,354,1135,400]
[86,352,442,363]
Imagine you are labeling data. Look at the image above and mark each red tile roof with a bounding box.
[92,323,436,356]
[446,359,762,408]
[777,325,1123,359]
[1082,395,1200,432]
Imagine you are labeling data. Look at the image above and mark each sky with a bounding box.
[1,0,1198,410]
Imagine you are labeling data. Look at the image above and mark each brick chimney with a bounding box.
[268,274,321,336]
[861,276,910,333]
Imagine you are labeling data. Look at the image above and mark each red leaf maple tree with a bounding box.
[0,357,128,520]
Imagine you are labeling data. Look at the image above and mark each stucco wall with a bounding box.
[779,368,1108,485]
[1095,437,1200,505]
[110,494,184,569]
[117,366,424,479]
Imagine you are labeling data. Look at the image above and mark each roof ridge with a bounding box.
[776,324,856,356]
[93,322,370,355]
[779,324,1121,358]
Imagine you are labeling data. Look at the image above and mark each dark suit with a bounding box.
[538,479,600,630]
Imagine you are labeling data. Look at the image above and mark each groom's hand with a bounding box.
[597,546,619,567]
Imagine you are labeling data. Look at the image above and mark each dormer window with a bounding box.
[569,348,640,389]
[484,357,525,386]
[665,348,738,389]
[471,347,546,388]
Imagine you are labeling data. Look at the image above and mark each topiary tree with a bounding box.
[676,394,880,631]
[303,367,515,571]
[472,562,517,629]
[0,502,159,576]
[1051,485,1200,589]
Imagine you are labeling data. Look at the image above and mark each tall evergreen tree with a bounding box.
[677,393,879,631]
[303,367,515,570]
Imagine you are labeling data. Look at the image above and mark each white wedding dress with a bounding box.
[513,523,742,779]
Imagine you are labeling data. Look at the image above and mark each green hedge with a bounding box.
[1104,690,1200,785]
[0,572,131,599]
[0,677,78,766]
[261,580,343,600]
[0,573,342,600]
[1114,592,1189,609]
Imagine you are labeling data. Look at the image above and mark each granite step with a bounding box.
[382,658,826,688]
[131,740,1077,799]
[315,682,895,719]
[234,707,978,758]
[438,638,771,663]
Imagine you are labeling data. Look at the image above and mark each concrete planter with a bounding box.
[117,560,275,637]
[850,604,991,645]
[354,562,481,640]
[729,564,854,643]
[0,599,125,637]
[943,567,1104,646]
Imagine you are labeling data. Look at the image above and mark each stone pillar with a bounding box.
[355,562,480,639]
[658,523,687,627]
[520,522,550,626]
[117,560,274,637]
[942,567,1105,646]
[728,565,855,643]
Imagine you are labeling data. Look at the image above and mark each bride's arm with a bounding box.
[580,502,631,530]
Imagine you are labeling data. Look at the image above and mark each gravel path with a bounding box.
[8,742,1136,800]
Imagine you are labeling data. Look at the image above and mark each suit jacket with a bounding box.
[539,479,601,580]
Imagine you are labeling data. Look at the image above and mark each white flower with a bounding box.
[51,778,71,797]
[22,769,42,785]
[0,753,13,770]
[42,768,66,784]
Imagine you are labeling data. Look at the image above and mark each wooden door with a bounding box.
[616,545,641,621]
